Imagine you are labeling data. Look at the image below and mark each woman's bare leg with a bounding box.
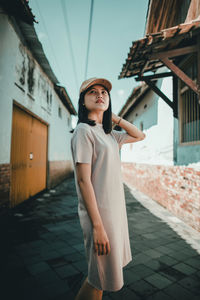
[74,276,103,300]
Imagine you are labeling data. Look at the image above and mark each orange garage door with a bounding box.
[11,104,48,207]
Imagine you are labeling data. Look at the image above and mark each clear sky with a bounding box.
[29,0,149,124]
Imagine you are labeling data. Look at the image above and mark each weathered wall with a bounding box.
[146,0,191,34]
[176,143,200,165]
[122,162,200,232]
[0,13,73,209]
[185,0,200,22]
[48,161,73,188]
[174,114,200,166]
[0,164,10,210]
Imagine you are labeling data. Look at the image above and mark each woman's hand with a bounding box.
[93,225,111,256]
[112,112,146,141]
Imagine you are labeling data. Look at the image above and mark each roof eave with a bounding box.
[55,85,77,115]
[17,20,59,84]
[116,83,150,121]
[1,0,36,25]
[119,21,200,79]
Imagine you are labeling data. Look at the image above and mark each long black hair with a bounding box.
[77,85,112,134]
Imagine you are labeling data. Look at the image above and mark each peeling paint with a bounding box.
[50,94,52,105]
[46,90,49,104]
[27,56,35,94]
[18,44,26,85]
[38,75,47,93]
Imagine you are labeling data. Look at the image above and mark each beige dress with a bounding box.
[70,122,132,291]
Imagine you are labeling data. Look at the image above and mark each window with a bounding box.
[46,91,49,104]
[179,55,200,143]
[58,107,62,118]
[67,116,70,127]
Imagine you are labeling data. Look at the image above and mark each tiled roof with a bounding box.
[2,0,58,84]
[1,0,36,24]
[117,83,150,119]
[119,20,200,79]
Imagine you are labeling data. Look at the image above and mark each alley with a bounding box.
[0,176,200,300]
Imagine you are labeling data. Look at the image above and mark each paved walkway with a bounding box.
[0,176,200,300]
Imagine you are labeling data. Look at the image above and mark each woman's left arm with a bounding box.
[112,112,146,143]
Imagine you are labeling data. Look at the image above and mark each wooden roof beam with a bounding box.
[136,72,173,81]
[142,78,174,109]
[160,57,200,96]
[149,45,197,60]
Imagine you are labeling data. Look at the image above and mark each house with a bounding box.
[117,81,174,165]
[118,0,200,232]
[0,0,77,211]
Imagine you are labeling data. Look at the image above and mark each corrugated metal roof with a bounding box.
[119,20,200,79]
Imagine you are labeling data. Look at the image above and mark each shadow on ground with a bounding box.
[0,177,200,300]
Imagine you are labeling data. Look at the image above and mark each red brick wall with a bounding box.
[122,162,200,232]
[0,164,11,211]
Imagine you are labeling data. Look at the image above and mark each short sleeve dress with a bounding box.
[70,122,132,291]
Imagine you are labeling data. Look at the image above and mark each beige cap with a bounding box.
[79,77,112,95]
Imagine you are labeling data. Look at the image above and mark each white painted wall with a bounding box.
[0,13,16,164]
[121,76,174,165]
[0,13,73,164]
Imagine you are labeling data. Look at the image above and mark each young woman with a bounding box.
[71,78,146,300]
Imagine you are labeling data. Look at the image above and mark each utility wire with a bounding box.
[35,0,65,84]
[84,0,94,80]
[60,0,79,91]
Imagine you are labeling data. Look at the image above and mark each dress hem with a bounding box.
[87,256,132,292]
[87,276,124,292]
[87,278,102,291]
[123,257,132,268]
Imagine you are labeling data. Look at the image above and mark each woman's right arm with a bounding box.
[76,162,111,256]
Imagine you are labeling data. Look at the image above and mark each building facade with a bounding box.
[0,1,76,210]
[118,0,200,231]
[119,78,174,165]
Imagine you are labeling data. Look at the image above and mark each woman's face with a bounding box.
[84,84,110,112]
